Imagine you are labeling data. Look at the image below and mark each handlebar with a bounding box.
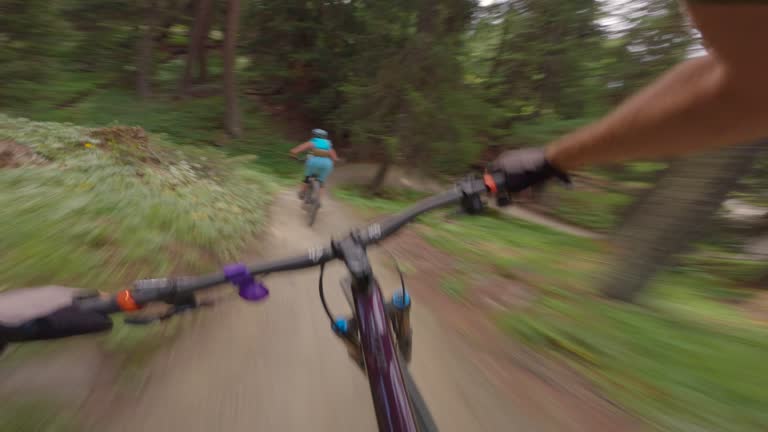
[75,172,506,315]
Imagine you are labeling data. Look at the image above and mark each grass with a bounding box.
[2,69,117,117]
[335,184,601,288]
[440,275,467,299]
[681,253,768,288]
[546,187,634,231]
[501,292,768,432]
[333,184,431,216]
[418,212,601,289]
[335,184,768,432]
[590,161,668,184]
[0,399,81,432]
[0,114,276,290]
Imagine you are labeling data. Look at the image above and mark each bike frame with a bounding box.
[354,276,417,431]
[336,232,419,431]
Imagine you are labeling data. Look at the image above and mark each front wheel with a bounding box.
[400,353,439,432]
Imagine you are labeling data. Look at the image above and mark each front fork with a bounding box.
[389,290,413,362]
[332,284,413,371]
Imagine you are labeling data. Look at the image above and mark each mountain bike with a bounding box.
[74,171,506,432]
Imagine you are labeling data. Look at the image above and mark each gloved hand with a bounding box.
[491,147,570,193]
[0,286,112,353]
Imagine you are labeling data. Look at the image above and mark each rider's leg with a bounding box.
[300,158,315,199]
[314,159,333,204]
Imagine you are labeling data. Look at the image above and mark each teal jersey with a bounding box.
[310,137,332,151]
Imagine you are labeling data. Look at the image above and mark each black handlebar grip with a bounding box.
[133,278,171,291]
[74,295,120,314]
[490,171,507,191]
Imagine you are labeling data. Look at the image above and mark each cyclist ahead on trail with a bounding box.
[290,128,340,204]
[3,1,768,350]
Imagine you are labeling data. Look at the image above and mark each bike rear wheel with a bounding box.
[307,179,320,226]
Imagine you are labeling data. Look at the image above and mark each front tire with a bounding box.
[307,180,320,227]
[400,354,439,432]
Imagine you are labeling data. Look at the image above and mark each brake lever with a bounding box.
[124,296,214,325]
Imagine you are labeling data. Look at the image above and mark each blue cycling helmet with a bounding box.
[312,128,328,139]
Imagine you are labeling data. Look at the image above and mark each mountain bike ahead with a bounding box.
[74,171,507,432]
[293,155,323,227]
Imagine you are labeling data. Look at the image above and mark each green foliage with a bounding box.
[465,0,695,153]
[603,0,694,99]
[509,115,595,146]
[472,0,605,120]
[245,0,489,174]
[0,1,76,102]
[0,114,275,290]
[1,0,697,179]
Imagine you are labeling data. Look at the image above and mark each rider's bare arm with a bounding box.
[546,3,768,171]
[330,148,339,162]
[290,141,313,155]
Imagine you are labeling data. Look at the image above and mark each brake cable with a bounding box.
[382,247,407,301]
[318,262,334,324]
[317,247,407,326]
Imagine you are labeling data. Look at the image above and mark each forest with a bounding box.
[1,1,767,431]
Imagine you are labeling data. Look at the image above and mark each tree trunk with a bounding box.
[599,142,763,302]
[180,0,214,94]
[223,0,242,138]
[198,7,213,82]
[136,0,157,99]
[368,159,391,196]
[416,0,437,35]
[486,7,512,86]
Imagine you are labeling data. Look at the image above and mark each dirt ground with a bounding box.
[1,190,643,431]
[95,191,641,432]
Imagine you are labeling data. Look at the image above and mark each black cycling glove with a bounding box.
[491,147,570,193]
[0,286,112,354]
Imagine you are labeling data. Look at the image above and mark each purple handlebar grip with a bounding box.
[224,263,269,302]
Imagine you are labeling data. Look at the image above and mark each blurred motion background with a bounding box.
[0,0,766,431]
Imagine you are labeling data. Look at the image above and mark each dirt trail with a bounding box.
[101,191,540,432]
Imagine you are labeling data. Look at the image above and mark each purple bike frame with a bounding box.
[353,276,418,432]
